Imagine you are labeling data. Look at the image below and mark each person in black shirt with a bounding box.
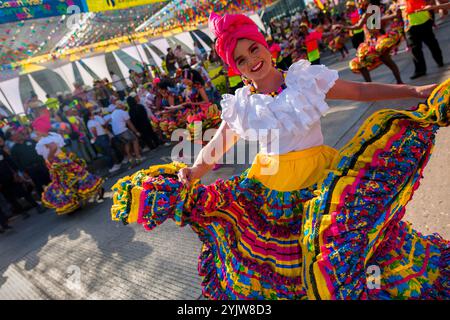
[10,128,51,197]
[0,206,12,233]
[127,93,161,150]
[0,135,46,218]
[165,48,177,77]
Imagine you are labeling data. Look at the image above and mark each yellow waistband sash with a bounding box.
[247,145,338,192]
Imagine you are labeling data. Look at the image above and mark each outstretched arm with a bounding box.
[341,13,368,30]
[178,121,240,186]
[326,79,437,101]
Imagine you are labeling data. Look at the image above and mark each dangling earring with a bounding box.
[272,58,278,68]
[241,75,251,86]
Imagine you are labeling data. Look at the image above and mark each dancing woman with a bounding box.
[163,68,222,141]
[151,80,185,140]
[341,0,405,83]
[33,115,104,215]
[111,13,449,299]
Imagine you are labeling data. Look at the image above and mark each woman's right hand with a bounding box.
[177,166,203,187]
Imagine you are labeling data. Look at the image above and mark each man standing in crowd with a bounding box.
[87,108,121,173]
[174,45,189,69]
[45,94,60,114]
[300,23,323,65]
[127,93,161,151]
[10,127,51,198]
[165,48,177,77]
[397,0,444,79]
[94,80,111,109]
[0,135,46,218]
[24,92,43,116]
[111,101,143,167]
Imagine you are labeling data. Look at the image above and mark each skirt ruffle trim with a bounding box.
[301,78,450,300]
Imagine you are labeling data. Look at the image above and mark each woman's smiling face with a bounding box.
[233,39,273,82]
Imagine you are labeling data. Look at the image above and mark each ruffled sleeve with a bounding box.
[220,91,246,137]
[220,87,280,141]
[35,133,65,159]
[285,59,338,116]
[50,133,65,148]
[219,60,339,143]
[35,140,46,158]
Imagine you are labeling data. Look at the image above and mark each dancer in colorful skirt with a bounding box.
[341,0,404,83]
[328,30,350,60]
[111,12,449,300]
[182,69,222,140]
[151,80,186,141]
[161,69,222,142]
[33,115,104,215]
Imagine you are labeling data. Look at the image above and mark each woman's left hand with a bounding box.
[412,84,438,99]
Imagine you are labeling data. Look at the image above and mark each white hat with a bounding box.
[128,92,137,98]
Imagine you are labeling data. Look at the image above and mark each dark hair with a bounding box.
[369,0,381,5]
[182,68,204,86]
[126,96,138,109]
[158,79,172,91]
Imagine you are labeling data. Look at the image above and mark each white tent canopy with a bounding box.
[28,74,48,103]
[54,63,76,91]
[75,61,95,86]
[112,52,133,86]
[0,78,24,114]
[149,38,171,55]
[249,14,266,32]
[143,44,163,69]
[174,32,195,51]
[192,32,211,53]
[0,90,10,111]
[199,27,215,42]
[122,45,150,66]
[82,54,112,82]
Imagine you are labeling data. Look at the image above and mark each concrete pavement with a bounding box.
[0,18,449,300]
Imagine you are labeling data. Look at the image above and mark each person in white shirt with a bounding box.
[110,101,143,167]
[174,45,189,68]
[87,108,121,173]
[193,43,203,61]
[33,115,104,215]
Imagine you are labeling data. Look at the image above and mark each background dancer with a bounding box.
[33,115,104,215]
[340,0,404,83]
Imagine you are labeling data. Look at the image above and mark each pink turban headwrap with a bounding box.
[208,12,268,73]
[32,115,52,134]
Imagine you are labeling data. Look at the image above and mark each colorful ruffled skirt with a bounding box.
[328,35,346,52]
[42,152,103,215]
[186,103,222,141]
[350,23,404,73]
[150,110,188,140]
[111,79,450,299]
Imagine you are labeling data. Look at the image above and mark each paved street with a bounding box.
[0,19,449,300]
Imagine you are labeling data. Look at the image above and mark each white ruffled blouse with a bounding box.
[35,132,65,161]
[220,60,338,155]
